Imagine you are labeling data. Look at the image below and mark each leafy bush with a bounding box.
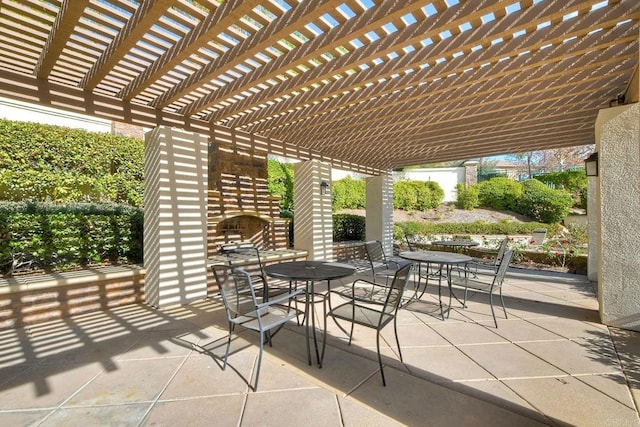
[535,169,587,208]
[0,119,144,206]
[476,177,522,210]
[332,176,366,211]
[514,179,574,223]
[0,201,143,276]
[267,159,294,212]
[393,180,444,211]
[456,183,479,210]
[333,214,365,241]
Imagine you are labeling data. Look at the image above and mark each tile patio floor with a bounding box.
[1,267,639,426]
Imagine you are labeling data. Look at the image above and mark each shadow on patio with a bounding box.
[0,268,638,426]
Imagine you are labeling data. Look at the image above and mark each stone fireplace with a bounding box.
[207,142,290,256]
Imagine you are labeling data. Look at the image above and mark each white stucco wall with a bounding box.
[397,167,465,202]
[595,103,640,331]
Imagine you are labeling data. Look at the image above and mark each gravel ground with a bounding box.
[338,203,532,224]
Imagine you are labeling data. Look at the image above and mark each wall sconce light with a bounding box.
[584,152,598,177]
[320,180,330,195]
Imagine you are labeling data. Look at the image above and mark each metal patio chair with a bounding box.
[364,240,412,286]
[321,262,412,386]
[449,249,514,328]
[211,264,303,391]
[468,236,509,274]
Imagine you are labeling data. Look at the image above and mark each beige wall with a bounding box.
[144,127,209,308]
[293,160,334,261]
[594,103,640,331]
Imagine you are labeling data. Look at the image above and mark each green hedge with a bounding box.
[333,214,366,241]
[394,180,444,210]
[534,169,587,209]
[456,183,479,210]
[456,176,575,223]
[395,220,559,239]
[514,179,574,223]
[477,177,522,211]
[0,119,144,206]
[332,176,366,211]
[0,201,143,276]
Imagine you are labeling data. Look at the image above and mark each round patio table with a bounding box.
[399,250,471,319]
[264,261,356,366]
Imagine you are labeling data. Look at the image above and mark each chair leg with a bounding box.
[489,292,497,328]
[254,331,264,391]
[321,299,328,368]
[223,321,233,370]
[348,303,355,345]
[393,316,403,363]
[499,288,508,319]
[376,330,386,386]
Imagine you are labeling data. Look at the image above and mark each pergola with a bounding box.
[0,1,638,329]
[0,0,636,167]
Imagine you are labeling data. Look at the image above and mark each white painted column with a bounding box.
[595,103,640,331]
[365,173,394,256]
[293,159,333,260]
[144,127,209,308]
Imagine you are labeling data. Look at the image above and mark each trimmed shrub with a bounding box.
[456,183,479,210]
[393,180,444,211]
[0,119,144,206]
[476,177,522,211]
[332,176,366,211]
[534,169,587,208]
[333,213,365,241]
[515,179,573,223]
[0,201,143,276]
[395,219,560,237]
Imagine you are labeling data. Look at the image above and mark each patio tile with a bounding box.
[160,352,253,398]
[518,338,621,375]
[0,410,52,426]
[504,297,599,322]
[607,327,640,395]
[348,368,546,427]
[401,346,494,383]
[503,375,640,427]
[338,395,405,427]
[144,395,245,427]
[0,362,104,410]
[115,330,198,360]
[527,317,610,339]
[384,323,451,347]
[442,379,544,422]
[460,343,564,379]
[242,388,340,426]
[427,321,507,345]
[43,402,150,426]
[65,358,184,406]
[490,319,565,342]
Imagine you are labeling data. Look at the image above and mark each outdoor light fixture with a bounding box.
[320,180,330,195]
[584,152,599,177]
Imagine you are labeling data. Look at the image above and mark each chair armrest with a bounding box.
[256,289,304,308]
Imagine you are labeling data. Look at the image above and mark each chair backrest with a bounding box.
[530,229,547,245]
[381,263,413,317]
[405,234,417,251]
[222,245,266,277]
[493,237,509,265]
[211,265,258,318]
[365,240,387,266]
[494,249,514,287]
